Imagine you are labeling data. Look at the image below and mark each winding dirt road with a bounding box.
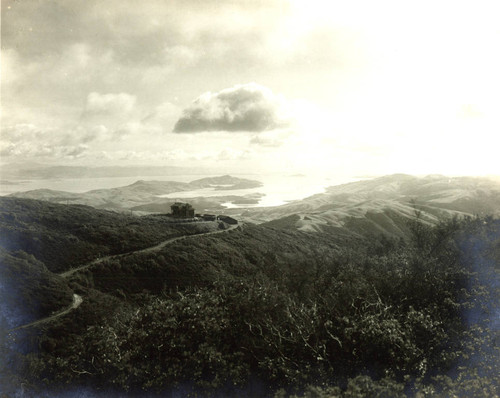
[9,294,82,332]
[60,223,239,278]
[10,223,239,331]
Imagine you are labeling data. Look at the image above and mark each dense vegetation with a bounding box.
[0,250,73,327]
[0,197,220,273]
[0,198,499,397]
[71,225,340,296]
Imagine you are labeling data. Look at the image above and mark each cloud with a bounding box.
[1,49,22,85]
[84,125,109,142]
[141,102,182,127]
[216,148,252,161]
[2,0,277,84]
[0,124,44,143]
[0,123,104,161]
[249,136,284,148]
[80,92,140,138]
[173,83,292,133]
[163,45,200,67]
[0,141,89,159]
[249,129,295,147]
[84,92,136,115]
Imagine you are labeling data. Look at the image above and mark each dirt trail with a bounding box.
[60,223,239,278]
[9,223,239,331]
[9,294,82,332]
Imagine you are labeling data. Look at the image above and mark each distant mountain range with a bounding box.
[247,174,500,237]
[9,175,263,211]
[9,173,500,239]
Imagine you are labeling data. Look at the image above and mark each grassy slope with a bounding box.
[252,174,500,236]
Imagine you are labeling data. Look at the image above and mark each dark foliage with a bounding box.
[0,197,218,273]
[79,224,340,297]
[0,199,498,397]
[0,250,73,328]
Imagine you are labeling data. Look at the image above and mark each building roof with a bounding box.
[171,202,193,207]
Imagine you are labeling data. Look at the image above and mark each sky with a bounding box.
[2,0,500,177]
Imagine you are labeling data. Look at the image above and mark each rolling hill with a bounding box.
[10,175,263,210]
[10,174,500,240]
[1,183,499,396]
[247,174,500,237]
[0,197,221,273]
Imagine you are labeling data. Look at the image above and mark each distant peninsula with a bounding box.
[9,175,263,211]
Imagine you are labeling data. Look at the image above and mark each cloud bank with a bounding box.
[173,83,292,133]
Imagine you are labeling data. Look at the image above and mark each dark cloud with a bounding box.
[2,0,352,125]
[173,83,291,133]
[1,0,85,57]
[1,0,294,112]
[1,0,280,66]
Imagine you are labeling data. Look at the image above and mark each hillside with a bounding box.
[0,202,496,397]
[250,174,500,236]
[10,174,500,240]
[0,197,219,273]
[1,179,499,396]
[0,250,73,328]
[68,223,344,297]
[10,175,263,210]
